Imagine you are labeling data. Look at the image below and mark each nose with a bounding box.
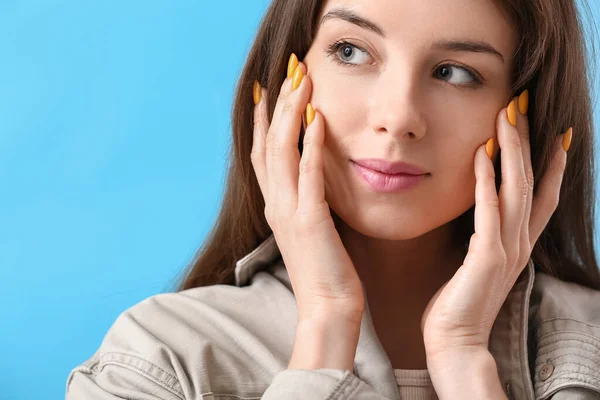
[368,68,427,141]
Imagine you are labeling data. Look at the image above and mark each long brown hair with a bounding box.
[170,0,600,292]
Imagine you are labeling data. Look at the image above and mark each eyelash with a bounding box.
[325,39,484,88]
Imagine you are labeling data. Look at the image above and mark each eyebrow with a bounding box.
[319,7,505,63]
[432,39,505,63]
[320,7,386,37]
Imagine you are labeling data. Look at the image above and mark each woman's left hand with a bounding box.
[420,91,571,362]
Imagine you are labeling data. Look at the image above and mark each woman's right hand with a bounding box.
[250,54,365,326]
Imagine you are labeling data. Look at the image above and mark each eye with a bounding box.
[434,63,483,87]
[325,40,372,67]
[325,40,484,88]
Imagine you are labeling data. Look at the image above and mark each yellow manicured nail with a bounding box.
[507,100,517,126]
[253,80,261,105]
[292,65,304,91]
[486,137,494,159]
[287,53,299,79]
[518,89,529,115]
[563,127,573,152]
[306,103,315,126]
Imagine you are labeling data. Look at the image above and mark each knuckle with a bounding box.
[303,136,315,147]
[293,212,313,232]
[265,127,275,148]
[270,141,284,158]
[479,237,504,258]
[299,157,313,174]
[277,84,289,103]
[516,178,529,198]
[282,97,295,115]
[510,134,523,152]
[525,169,535,190]
[282,93,303,117]
[293,211,331,235]
[250,148,259,158]
[253,111,261,128]
[495,247,508,267]
[250,150,263,165]
[484,195,500,209]
[507,249,519,268]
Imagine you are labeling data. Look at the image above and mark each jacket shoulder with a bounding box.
[529,271,600,399]
[66,267,297,399]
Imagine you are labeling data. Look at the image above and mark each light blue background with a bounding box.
[0,1,598,399]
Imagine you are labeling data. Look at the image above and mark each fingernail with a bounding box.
[253,80,262,105]
[306,103,315,126]
[292,65,304,91]
[518,89,529,115]
[287,53,299,79]
[563,127,573,152]
[507,100,517,127]
[486,137,494,159]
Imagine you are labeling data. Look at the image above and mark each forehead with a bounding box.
[318,0,518,63]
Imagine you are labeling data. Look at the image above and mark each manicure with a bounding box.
[292,65,304,91]
[518,90,529,115]
[486,137,495,160]
[507,100,517,127]
[306,103,315,126]
[253,80,262,105]
[288,53,299,79]
[563,127,573,152]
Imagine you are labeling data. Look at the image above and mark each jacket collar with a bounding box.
[234,233,536,400]
[234,234,281,287]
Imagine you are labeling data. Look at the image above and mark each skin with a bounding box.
[300,0,519,369]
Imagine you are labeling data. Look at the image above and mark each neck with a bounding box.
[333,211,469,369]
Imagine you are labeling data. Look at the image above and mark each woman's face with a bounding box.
[302,0,519,240]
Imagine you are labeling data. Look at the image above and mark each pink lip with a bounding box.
[352,159,426,175]
[351,159,428,193]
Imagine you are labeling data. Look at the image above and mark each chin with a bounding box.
[334,207,441,241]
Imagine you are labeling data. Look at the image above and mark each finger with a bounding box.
[266,61,312,215]
[474,140,502,245]
[269,63,301,142]
[515,90,534,259]
[297,105,326,214]
[251,83,269,198]
[269,60,309,142]
[529,129,569,245]
[496,97,529,251]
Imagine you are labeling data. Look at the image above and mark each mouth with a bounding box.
[351,161,428,193]
[351,159,427,176]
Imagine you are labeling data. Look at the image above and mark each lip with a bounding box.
[351,159,428,193]
[352,159,427,175]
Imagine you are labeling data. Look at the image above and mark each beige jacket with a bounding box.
[66,234,600,399]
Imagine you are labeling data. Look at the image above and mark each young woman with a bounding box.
[66,0,600,399]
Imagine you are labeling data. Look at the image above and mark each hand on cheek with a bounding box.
[421,88,572,388]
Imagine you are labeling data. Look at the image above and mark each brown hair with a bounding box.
[170,0,600,292]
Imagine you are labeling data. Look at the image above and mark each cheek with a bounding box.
[308,72,366,142]
[430,93,499,144]
[437,112,496,179]
[433,105,502,214]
